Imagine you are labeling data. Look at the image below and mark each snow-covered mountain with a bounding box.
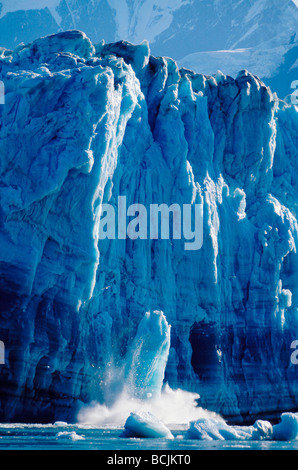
[0,31,297,423]
[0,0,297,99]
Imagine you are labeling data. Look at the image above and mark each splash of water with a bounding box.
[77,383,222,427]
[77,310,222,427]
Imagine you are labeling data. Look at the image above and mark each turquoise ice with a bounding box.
[0,31,297,424]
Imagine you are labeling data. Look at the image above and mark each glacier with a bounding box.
[0,0,297,101]
[0,30,298,426]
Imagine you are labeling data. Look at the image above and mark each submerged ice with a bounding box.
[0,30,298,425]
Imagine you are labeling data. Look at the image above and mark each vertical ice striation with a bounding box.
[0,31,297,423]
[125,310,171,399]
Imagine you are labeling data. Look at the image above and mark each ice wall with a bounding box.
[0,31,298,423]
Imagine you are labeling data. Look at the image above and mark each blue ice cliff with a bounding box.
[0,30,298,424]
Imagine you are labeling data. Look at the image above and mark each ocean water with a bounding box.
[0,423,297,450]
[1,387,296,451]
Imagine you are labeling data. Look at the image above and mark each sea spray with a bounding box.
[77,308,298,442]
[76,383,222,427]
[77,310,222,427]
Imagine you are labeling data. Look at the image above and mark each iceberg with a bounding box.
[272,412,298,441]
[0,30,297,425]
[187,417,273,441]
[187,412,298,441]
[122,411,174,439]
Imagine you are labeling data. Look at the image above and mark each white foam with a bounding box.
[76,383,222,428]
[56,431,85,441]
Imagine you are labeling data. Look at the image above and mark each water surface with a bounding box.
[0,424,297,450]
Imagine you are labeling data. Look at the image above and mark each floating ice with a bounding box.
[187,417,274,441]
[186,414,298,441]
[272,413,298,441]
[53,421,69,427]
[187,418,250,441]
[122,411,174,439]
[56,431,85,441]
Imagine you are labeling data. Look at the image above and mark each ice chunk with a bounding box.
[187,418,250,440]
[272,413,298,441]
[187,417,273,441]
[122,411,174,439]
[53,421,68,427]
[187,418,226,440]
[125,311,171,399]
[56,431,85,441]
[251,420,273,440]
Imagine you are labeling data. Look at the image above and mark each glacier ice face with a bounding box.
[0,31,298,424]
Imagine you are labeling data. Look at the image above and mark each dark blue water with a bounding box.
[0,424,297,450]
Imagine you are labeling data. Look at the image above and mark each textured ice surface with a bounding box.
[125,310,171,399]
[122,411,174,439]
[272,412,298,441]
[0,0,297,100]
[187,417,273,441]
[187,412,298,441]
[0,31,298,423]
[56,430,85,441]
